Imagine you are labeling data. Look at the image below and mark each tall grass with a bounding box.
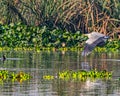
[0,0,120,36]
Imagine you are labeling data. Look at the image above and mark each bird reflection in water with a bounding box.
[81,62,92,71]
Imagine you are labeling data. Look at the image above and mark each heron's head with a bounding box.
[104,36,110,39]
[103,36,110,42]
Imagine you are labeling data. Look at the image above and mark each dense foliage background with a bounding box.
[0,0,120,33]
[0,0,120,51]
[0,23,120,52]
[0,23,87,48]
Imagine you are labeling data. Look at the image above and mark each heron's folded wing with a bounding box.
[81,37,104,56]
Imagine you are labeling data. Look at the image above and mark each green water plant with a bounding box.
[43,70,112,81]
[0,23,120,52]
[0,70,32,84]
[0,23,87,49]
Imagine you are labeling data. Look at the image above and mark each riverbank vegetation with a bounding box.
[0,23,120,52]
[0,0,120,51]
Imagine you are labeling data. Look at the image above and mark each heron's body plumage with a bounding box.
[82,32,109,56]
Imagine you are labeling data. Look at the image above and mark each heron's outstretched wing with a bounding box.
[81,37,105,56]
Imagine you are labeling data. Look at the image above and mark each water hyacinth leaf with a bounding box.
[0,22,119,51]
[9,23,15,27]
[43,70,112,81]
[43,75,54,80]
[0,70,32,84]
[16,27,21,31]
[32,38,37,43]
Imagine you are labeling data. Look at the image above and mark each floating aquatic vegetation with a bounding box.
[0,23,119,52]
[43,70,112,81]
[0,70,32,84]
[43,75,54,80]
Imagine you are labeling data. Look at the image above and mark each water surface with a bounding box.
[0,51,120,96]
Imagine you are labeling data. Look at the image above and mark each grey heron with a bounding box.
[82,32,109,56]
